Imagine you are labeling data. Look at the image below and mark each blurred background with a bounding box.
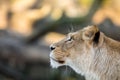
[0,0,120,80]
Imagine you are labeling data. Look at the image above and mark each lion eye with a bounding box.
[67,36,73,41]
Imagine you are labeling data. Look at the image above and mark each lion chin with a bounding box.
[50,59,61,68]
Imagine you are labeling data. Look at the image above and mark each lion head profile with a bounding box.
[50,25,120,80]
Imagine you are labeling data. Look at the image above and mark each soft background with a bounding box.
[0,0,120,80]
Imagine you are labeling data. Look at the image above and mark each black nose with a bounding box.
[50,46,55,50]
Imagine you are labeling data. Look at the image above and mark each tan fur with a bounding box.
[50,25,120,80]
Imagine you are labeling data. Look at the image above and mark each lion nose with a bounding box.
[50,46,56,51]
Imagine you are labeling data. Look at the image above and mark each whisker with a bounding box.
[67,26,72,33]
[69,24,74,32]
[67,24,75,33]
[65,65,68,80]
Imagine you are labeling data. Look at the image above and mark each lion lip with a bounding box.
[50,57,65,64]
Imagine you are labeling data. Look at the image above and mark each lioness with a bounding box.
[50,25,120,80]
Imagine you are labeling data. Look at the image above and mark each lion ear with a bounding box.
[82,25,100,43]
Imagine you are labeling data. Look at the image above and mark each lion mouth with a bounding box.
[50,57,65,64]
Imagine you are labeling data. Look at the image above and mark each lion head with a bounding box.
[50,25,120,80]
[49,25,103,73]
